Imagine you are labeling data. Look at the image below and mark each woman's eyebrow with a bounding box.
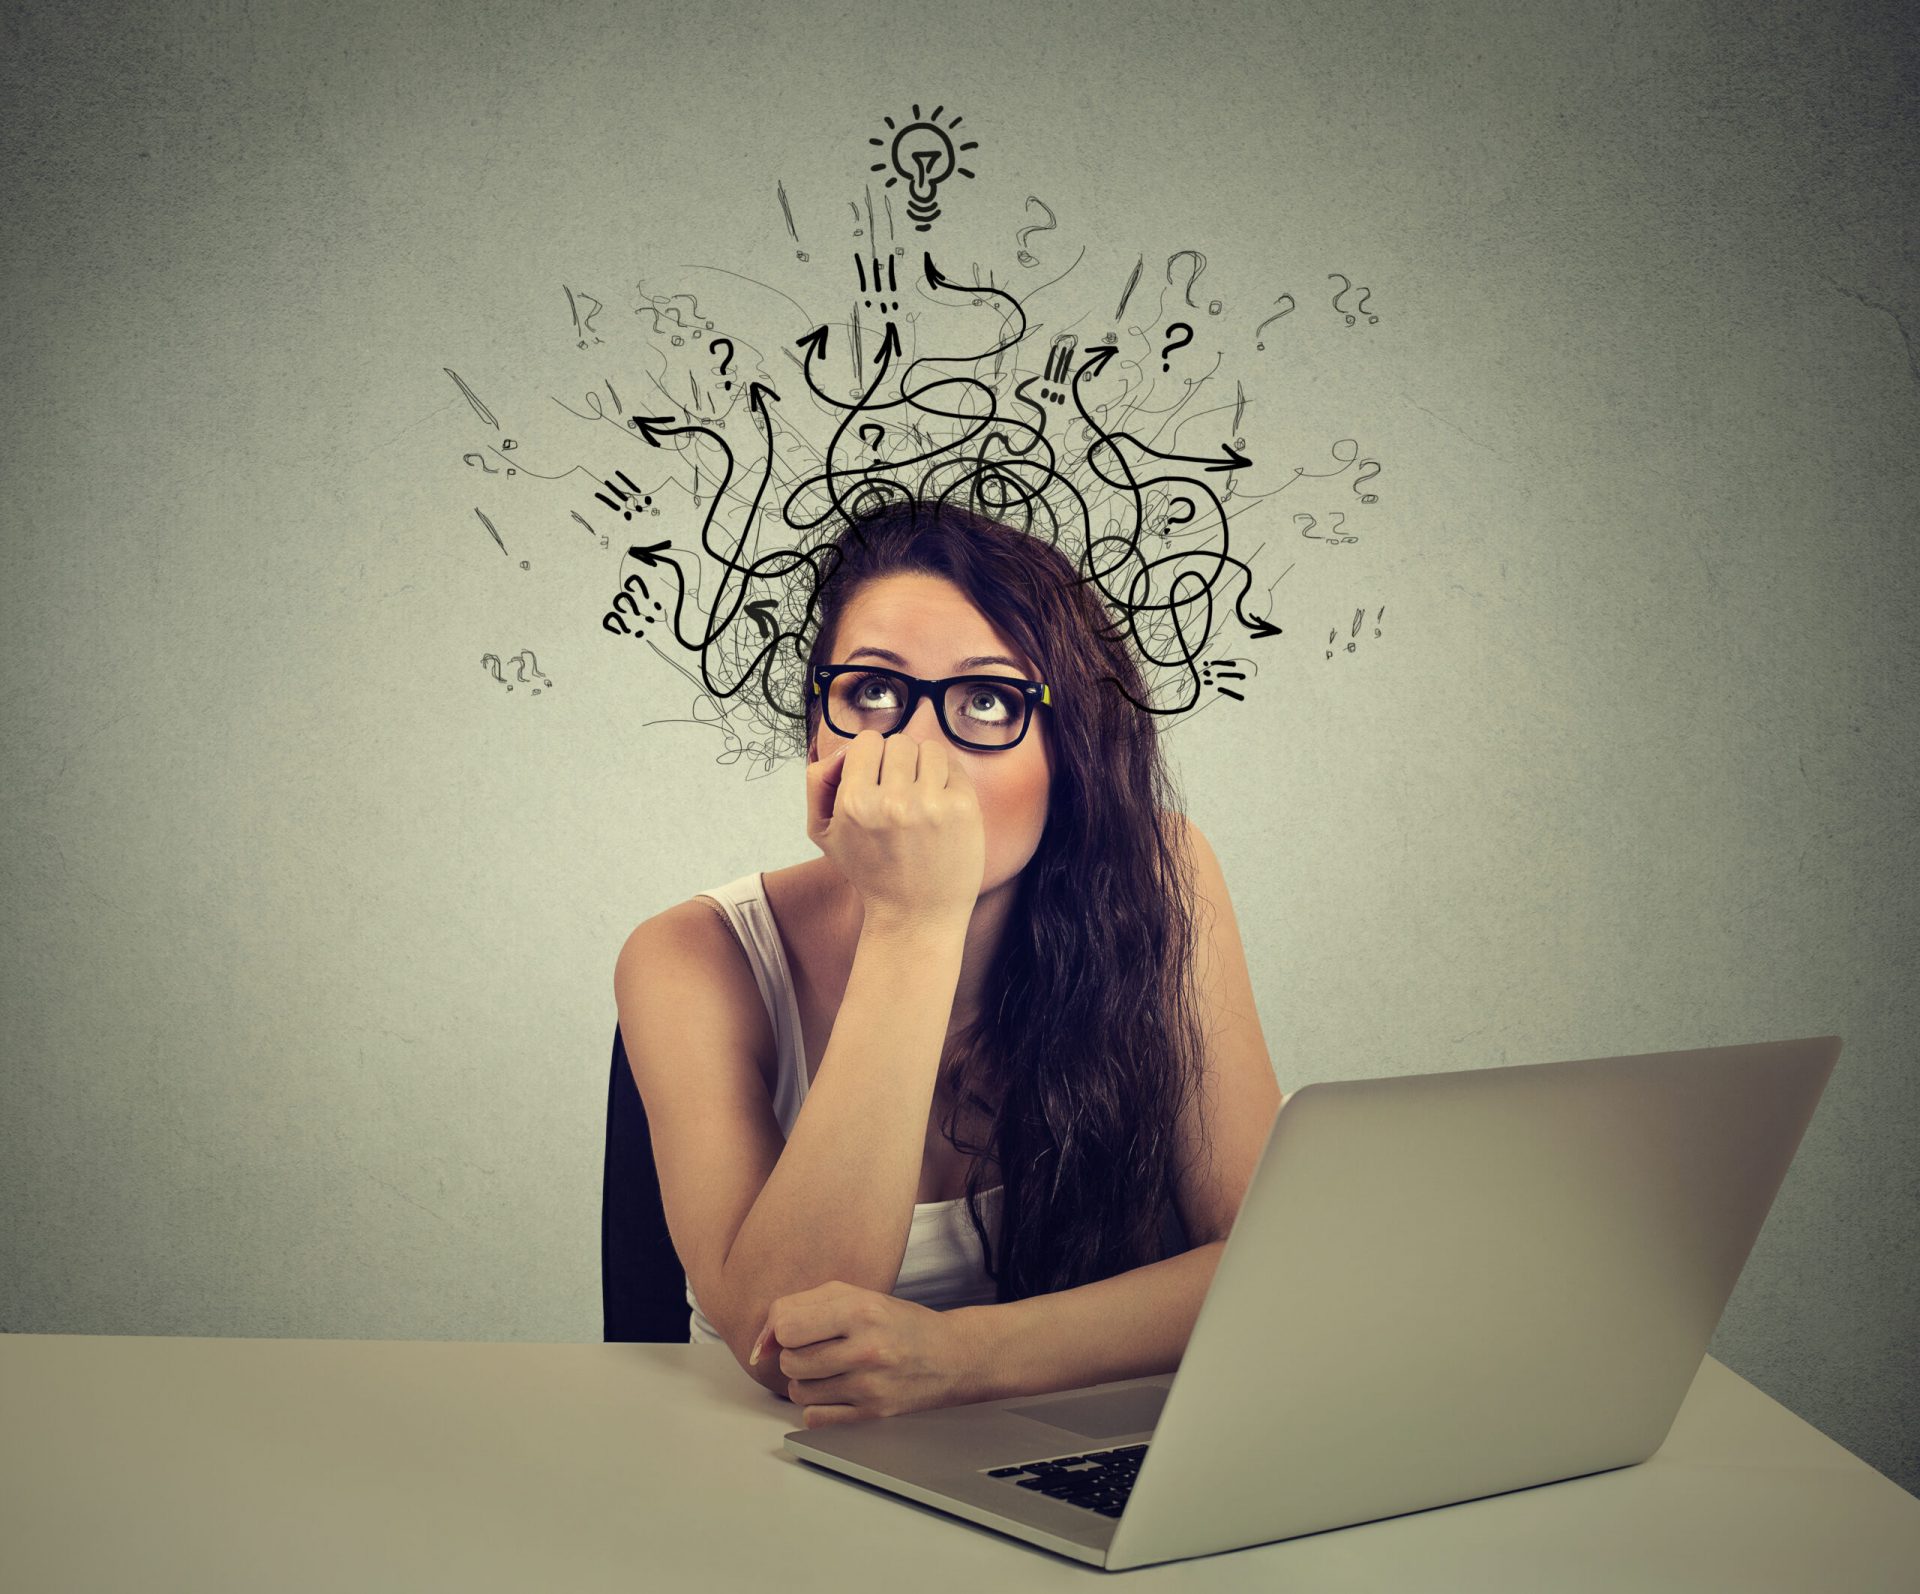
[844,645,1025,672]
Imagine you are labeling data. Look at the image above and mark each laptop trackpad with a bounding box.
[1007,1385,1168,1440]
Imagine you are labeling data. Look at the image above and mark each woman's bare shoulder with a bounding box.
[633,893,737,954]
[621,859,823,967]
[616,891,776,1082]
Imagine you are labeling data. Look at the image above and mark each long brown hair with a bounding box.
[801,498,1210,1300]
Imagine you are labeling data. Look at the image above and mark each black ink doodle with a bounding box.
[454,228,1367,777]
[1329,273,1380,327]
[565,285,606,350]
[1115,254,1144,321]
[856,252,899,314]
[604,570,667,637]
[1295,511,1359,545]
[1015,195,1057,267]
[481,649,551,693]
[594,471,656,520]
[776,179,809,262]
[1167,249,1209,311]
[1254,294,1295,350]
[445,368,498,428]
[1326,606,1384,658]
[868,105,977,231]
[1197,658,1249,701]
[1159,322,1194,371]
[475,506,507,556]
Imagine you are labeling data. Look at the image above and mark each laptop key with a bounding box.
[990,1444,1145,1516]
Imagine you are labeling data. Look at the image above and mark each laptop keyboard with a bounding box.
[984,1443,1147,1518]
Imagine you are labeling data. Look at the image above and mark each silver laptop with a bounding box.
[782,1033,1842,1570]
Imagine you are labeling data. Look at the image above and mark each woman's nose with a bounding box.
[902,691,945,744]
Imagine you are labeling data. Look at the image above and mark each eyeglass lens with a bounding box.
[824,669,1028,748]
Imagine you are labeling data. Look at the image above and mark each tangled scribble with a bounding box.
[452,153,1395,777]
[587,248,1304,777]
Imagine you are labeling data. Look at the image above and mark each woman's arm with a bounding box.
[718,910,971,1363]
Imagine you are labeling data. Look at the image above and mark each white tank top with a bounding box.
[684,871,1005,1344]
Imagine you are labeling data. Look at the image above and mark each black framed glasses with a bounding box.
[812,664,1053,752]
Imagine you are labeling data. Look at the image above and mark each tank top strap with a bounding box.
[690,873,810,1133]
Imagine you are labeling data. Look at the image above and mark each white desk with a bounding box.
[2,1336,1915,1590]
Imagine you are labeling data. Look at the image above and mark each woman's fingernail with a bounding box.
[750,1330,764,1365]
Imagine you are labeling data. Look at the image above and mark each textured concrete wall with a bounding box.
[2,0,1913,1495]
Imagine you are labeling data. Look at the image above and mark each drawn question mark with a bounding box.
[1167,250,1206,310]
[1253,294,1295,350]
[608,573,664,637]
[1354,287,1378,324]
[710,337,734,391]
[622,574,660,626]
[510,650,551,695]
[1159,322,1194,372]
[1351,460,1382,502]
[480,653,507,686]
[858,422,884,452]
[1014,196,1057,267]
[1329,273,1354,325]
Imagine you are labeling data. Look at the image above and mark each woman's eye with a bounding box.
[965,687,1013,722]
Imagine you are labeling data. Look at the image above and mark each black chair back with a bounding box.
[601,1022,691,1342]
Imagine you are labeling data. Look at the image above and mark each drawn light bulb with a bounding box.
[895,125,952,226]
[869,106,978,233]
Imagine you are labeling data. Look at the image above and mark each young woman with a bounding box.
[614,499,1281,1414]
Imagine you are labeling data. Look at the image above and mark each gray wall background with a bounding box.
[3,0,1914,1494]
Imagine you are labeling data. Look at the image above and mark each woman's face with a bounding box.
[809,571,1053,898]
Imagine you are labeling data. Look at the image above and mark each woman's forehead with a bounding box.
[835,579,1030,671]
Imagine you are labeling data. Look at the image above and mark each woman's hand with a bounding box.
[751,1280,981,1428]
[806,728,985,930]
